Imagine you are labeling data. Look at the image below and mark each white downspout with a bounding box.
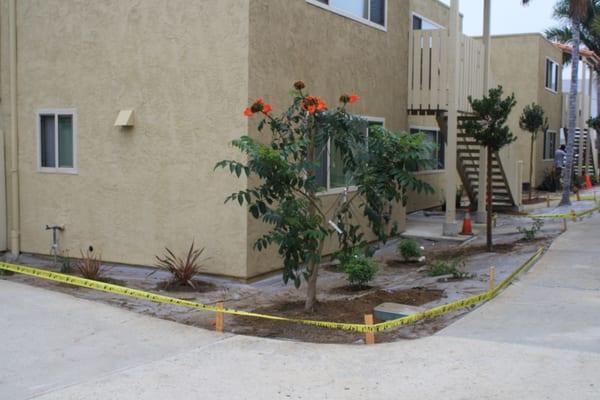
[9,0,20,257]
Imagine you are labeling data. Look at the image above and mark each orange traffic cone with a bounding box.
[460,211,473,235]
[585,175,593,189]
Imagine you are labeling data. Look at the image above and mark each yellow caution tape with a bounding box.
[529,205,600,220]
[0,248,544,334]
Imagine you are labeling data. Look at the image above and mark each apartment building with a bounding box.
[0,0,580,279]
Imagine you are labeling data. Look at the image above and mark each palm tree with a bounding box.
[547,1,600,116]
[539,0,593,206]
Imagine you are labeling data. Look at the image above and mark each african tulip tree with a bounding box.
[217,82,434,312]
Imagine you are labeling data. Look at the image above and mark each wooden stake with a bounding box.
[571,210,577,223]
[546,196,550,207]
[576,191,581,201]
[215,302,224,333]
[364,314,375,345]
[488,266,496,291]
[563,218,568,232]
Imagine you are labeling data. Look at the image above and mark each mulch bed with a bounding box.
[229,287,444,343]
[156,279,217,293]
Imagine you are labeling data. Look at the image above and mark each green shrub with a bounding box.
[334,246,375,268]
[398,239,422,260]
[428,259,470,279]
[343,254,378,288]
[517,219,544,241]
[59,250,72,273]
[536,168,559,191]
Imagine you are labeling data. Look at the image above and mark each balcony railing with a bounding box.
[408,29,485,113]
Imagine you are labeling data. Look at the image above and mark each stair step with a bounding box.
[459,156,501,162]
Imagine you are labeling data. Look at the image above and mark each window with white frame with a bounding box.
[543,130,557,160]
[315,118,384,191]
[38,110,76,172]
[545,58,559,92]
[311,0,386,28]
[410,127,445,171]
[412,14,442,30]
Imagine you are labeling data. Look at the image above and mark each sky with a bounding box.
[438,0,560,37]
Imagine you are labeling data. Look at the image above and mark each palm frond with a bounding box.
[546,26,573,43]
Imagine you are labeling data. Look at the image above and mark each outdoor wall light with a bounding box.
[114,109,134,127]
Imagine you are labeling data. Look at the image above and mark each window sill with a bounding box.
[412,169,445,176]
[544,86,558,95]
[306,0,387,32]
[317,186,359,197]
[38,167,79,175]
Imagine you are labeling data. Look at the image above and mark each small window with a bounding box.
[545,59,559,92]
[38,110,76,172]
[309,0,386,28]
[543,130,557,160]
[316,118,384,192]
[410,127,445,171]
[412,14,442,30]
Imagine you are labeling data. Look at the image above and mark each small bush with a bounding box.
[428,259,470,279]
[59,250,72,273]
[334,246,376,268]
[398,239,422,261]
[76,246,105,280]
[517,219,544,241]
[155,242,206,289]
[536,168,559,192]
[343,254,378,289]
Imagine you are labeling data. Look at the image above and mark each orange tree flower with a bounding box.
[302,96,327,114]
[244,98,273,117]
[339,93,359,105]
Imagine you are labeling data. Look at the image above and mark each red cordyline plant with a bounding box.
[217,82,434,312]
[76,246,106,280]
[154,242,207,289]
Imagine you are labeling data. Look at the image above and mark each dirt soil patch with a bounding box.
[522,197,549,205]
[155,279,217,293]
[230,288,443,343]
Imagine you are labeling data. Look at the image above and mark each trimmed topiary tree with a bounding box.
[463,86,517,252]
[519,103,548,201]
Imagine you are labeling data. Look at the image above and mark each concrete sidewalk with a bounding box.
[1,215,600,399]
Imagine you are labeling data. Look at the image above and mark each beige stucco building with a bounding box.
[489,34,564,190]
[0,0,582,280]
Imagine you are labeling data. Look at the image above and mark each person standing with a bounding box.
[554,144,566,191]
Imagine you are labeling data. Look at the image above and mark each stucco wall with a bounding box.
[1,0,251,277]
[490,34,562,192]
[535,36,563,186]
[245,0,416,277]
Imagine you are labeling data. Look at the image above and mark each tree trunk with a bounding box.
[529,135,534,201]
[304,122,322,313]
[304,239,324,312]
[486,146,493,252]
[560,19,581,206]
[596,73,600,119]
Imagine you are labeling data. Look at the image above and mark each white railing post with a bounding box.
[516,160,524,210]
[443,0,460,236]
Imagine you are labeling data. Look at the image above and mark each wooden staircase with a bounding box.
[571,129,596,176]
[456,118,515,209]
